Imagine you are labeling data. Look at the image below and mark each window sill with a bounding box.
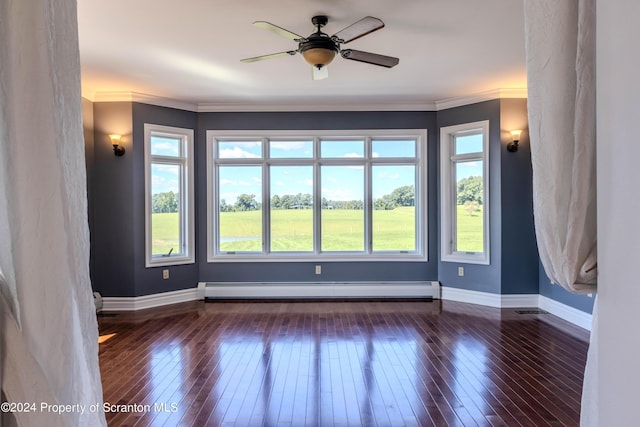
[441,253,490,265]
[146,256,195,268]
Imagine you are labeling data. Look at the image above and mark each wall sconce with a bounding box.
[109,134,125,156]
[507,130,522,152]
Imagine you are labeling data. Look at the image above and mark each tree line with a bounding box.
[456,176,483,205]
[152,191,179,213]
[218,185,416,213]
[153,179,482,214]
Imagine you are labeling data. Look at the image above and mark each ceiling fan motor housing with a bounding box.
[299,33,339,68]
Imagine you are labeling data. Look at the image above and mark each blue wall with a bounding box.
[90,102,136,296]
[89,102,199,297]
[499,98,539,295]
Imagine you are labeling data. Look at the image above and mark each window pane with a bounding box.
[320,140,364,158]
[218,140,262,158]
[371,139,416,157]
[455,134,483,155]
[269,140,313,158]
[151,163,181,256]
[321,165,364,251]
[455,160,484,252]
[151,136,181,157]
[218,166,262,251]
[372,165,416,251]
[270,166,313,251]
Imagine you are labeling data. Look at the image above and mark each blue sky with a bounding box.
[454,133,484,180]
[151,138,483,199]
[214,140,418,203]
[150,136,181,195]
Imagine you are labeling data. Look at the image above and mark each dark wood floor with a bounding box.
[98,299,589,427]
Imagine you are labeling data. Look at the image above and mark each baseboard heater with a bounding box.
[198,281,440,300]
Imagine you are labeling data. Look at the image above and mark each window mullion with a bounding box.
[365,137,373,254]
[263,144,270,254]
[313,137,321,255]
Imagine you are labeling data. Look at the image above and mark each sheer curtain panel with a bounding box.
[523,0,597,425]
[0,0,106,425]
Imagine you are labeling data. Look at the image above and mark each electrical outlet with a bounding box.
[315,265,322,275]
[458,267,464,277]
[163,269,169,280]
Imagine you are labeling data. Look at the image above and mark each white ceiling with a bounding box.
[77,0,527,110]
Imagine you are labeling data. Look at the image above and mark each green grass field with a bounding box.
[456,204,484,252]
[150,205,483,254]
[151,213,181,255]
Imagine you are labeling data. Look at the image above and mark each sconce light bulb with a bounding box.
[510,130,522,143]
[109,134,122,146]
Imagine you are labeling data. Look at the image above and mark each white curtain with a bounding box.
[523,0,597,425]
[0,1,106,426]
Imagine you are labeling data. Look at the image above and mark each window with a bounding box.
[144,124,194,267]
[440,121,490,264]
[207,130,427,262]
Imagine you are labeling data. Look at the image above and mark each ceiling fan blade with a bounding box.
[331,16,385,44]
[340,49,399,68]
[253,21,305,41]
[312,66,329,80]
[241,51,297,63]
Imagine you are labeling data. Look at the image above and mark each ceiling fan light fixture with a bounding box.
[242,15,399,79]
[302,48,336,68]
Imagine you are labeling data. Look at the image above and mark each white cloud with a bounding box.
[270,140,310,151]
[220,178,258,187]
[151,141,179,156]
[377,170,400,180]
[322,188,361,201]
[459,161,481,168]
[219,146,260,158]
[151,166,178,193]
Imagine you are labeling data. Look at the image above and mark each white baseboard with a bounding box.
[538,295,593,331]
[200,281,440,300]
[441,286,592,331]
[101,283,592,332]
[440,287,538,308]
[102,288,199,311]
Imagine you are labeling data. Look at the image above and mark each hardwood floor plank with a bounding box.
[98,300,589,426]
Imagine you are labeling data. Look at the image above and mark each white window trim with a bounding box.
[206,129,428,263]
[144,124,195,267]
[440,121,490,265]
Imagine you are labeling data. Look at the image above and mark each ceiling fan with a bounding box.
[241,15,399,80]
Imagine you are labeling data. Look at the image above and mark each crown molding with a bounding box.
[85,88,527,113]
[90,91,198,112]
[435,88,528,111]
[196,101,437,112]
